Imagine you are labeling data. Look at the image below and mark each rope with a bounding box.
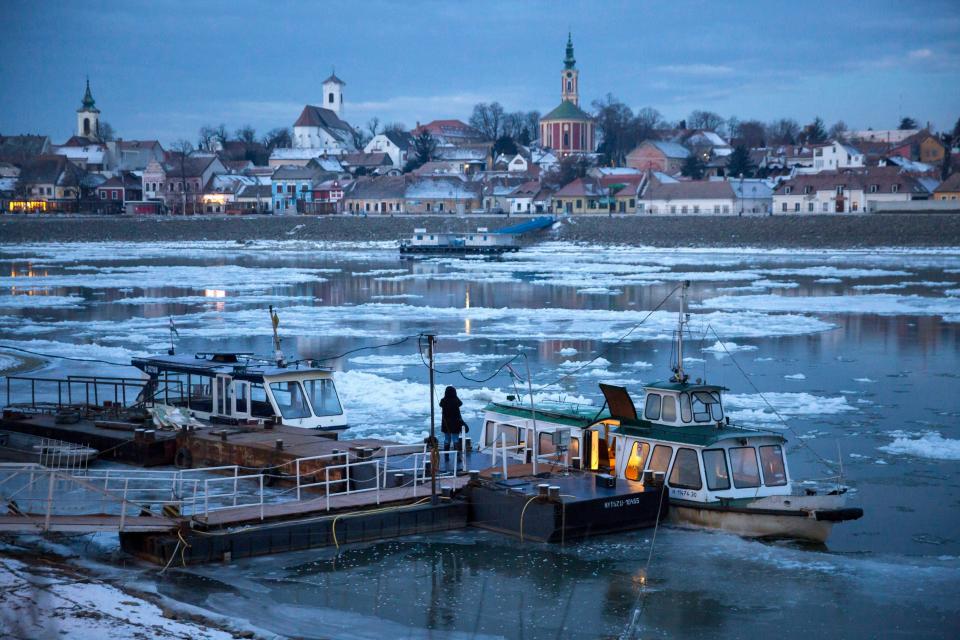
[620,481,668,639]
[416,334,521,383]
[518,495,538,542]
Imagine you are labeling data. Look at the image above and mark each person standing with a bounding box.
[439,386,468,451]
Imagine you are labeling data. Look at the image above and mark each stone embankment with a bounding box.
[1,213,958,248]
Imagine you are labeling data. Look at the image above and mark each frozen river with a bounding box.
[1,239,959,639]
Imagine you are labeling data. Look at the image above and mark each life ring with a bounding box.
[174,447,193,469]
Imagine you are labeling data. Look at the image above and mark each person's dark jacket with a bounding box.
[439,386,468,434]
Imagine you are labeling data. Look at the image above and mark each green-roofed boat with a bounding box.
[480,282,863,543]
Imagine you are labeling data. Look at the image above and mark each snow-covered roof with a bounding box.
[885,156,932,172]
[650,141,690,159]
[729,179,774,199]
[53,144,105,164]
[594,167,642,176]
[405,177,480,200]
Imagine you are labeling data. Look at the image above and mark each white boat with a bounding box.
[131,352,347,434]
[479,283,862,543]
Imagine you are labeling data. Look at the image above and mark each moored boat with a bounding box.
[479,282,863,543]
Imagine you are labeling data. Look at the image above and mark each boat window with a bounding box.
[539,432,557,456]
[648,445,673,473]
[484,421,497,446]
[496,424,519,446]
[661,395,677,422]
[569,436,580,465]
[702,449,731,490]
[235,382,248,413]
[625,441,650,481]
[729,447,761,488]
[250,384,274,418]
[304,378,343,417]
[759,445,788,486]
[679,393,692,423]
[691,391,723,423]
[269,382,311,419]
[644,394,662,421]
[668,448,703,490]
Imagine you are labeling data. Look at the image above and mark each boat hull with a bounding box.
[668,494,857,543]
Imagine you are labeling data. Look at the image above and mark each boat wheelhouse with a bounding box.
[478,282,862,542]
[132,352,347,434]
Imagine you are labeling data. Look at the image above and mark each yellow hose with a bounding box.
[519,496,538,543]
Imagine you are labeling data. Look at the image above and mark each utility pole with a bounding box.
[427,334,438,505]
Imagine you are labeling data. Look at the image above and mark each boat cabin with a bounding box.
[406,229,462,248]
[589,383,792,504]
[465,227,516,249]
[132,352,347,432]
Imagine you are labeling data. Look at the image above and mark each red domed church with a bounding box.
[539,34,595,156]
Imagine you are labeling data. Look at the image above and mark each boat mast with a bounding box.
[674,280,690,383]
[269,305,284,367]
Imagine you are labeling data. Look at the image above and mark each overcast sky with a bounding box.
[2,0,958,145]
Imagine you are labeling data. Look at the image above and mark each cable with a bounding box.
[416,334,522,383]
[621,480,668,639]
[543,284,682,389]
[292,334,420,365]
[706,325,837,472]
[0,344,131,368]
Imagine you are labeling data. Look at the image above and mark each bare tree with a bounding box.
[99,121,116,142]
[767,118,801,145]
[169,139,194,215]
[366,117,381,139]
[687,110,726,133]
[235,125,257,144]
[736,120,767,148]
[383,122,407,134]
[469,102,505,140]
[828,120,849,140]
[262,127,292,150]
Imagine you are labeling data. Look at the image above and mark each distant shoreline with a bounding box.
[2,213,959,248]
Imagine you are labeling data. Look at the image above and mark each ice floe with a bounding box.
[725,392,855,425]
[0,294,84,309]
[784,373,807,380]
[700,293,960,317]
[702,340,758,355]
[558,347,579,356]
[879,431,960,461]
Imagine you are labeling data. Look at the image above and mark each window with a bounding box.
[702,449,731,490]
[781,203,787,212]
[691,391,723,422]
[438,203,444,212]
[99,191,106,199]
[250,384,273,417]
[808,202,814,212]
[784,186,792,195]
[823,202,829,212]
[576,199,582,209]
[484,421,497,446]
[235,382,248,413]
[804,186,812,194]
[629,198,635,208]
[661,395,677,422]
[644,393,662,421]
[569,436,580,464]
[304,378,342,417]
[563,132,570,147]
[625,441,650,481]
[713,205,720,213]
[276,185,282,193]
[869,184,878,193]
[681,205,688,214]
[693,205,700,213]
[648,445,673,474]
[722,205,730,214]
[759,445,787,486]
[539,432,557,456]
[679,393,692,423]
[328,92,334,104]
[269,381,311,419]
[836,186,844,194]
[670,205,677,214]
[669,448,702,490]
[891,184,899,193]
[729,447,761,488]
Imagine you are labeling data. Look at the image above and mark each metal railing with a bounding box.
[3,374,154,413]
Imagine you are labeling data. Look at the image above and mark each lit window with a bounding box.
[625,442,651,481]
[759,445,787,486]
[702,449,731,490]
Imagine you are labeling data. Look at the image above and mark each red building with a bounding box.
[539,34,595,156]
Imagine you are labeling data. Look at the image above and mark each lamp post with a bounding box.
[738,173,744,216]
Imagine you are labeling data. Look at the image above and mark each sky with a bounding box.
[1,0,958,146]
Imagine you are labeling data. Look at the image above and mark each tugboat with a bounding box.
[479,283,863,543]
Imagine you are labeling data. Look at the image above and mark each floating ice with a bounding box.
[725,392,855,425]
[560,358,611,368]
[624,360,654,369]
[854,378,876,383]
[701,293,960,317]
[784,373,807,380]
[702,340,758,355]
[558,347,578,356]
[879,432,960,460]
[0,294,84,309]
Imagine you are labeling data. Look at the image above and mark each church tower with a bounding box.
[322,70,345,117]
[76,77,101,140]
[560,33,579,106]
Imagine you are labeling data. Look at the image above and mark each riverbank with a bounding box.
[2,213,959,248]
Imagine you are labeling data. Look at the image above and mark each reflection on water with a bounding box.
[2,242,959,638]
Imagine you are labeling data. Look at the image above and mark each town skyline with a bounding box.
[2,0,959,145]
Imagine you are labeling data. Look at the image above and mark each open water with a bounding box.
[1,239,958,638]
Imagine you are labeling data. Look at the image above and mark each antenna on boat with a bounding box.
[167,316,179,355]
[672,281,691,384]
[269,305,284,366]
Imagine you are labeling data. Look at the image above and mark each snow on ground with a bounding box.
[0,352,24,372]
[0,557,234,640]
[879,431,960,460]
[724,392,856,426]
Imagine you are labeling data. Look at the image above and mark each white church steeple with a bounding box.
[322,69,345,117]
